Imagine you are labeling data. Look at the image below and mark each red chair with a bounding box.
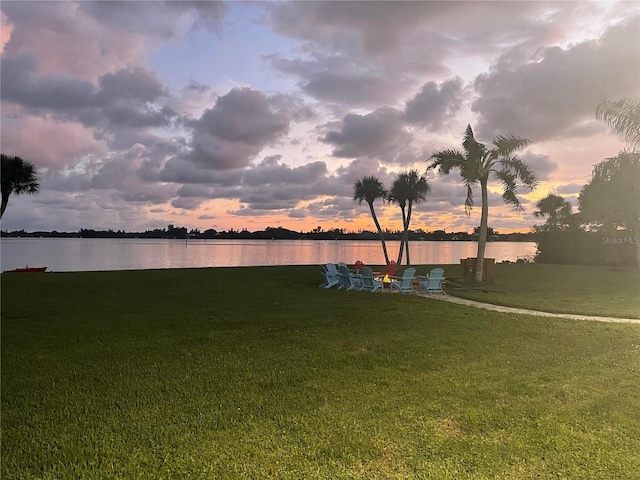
[385,261,397,277]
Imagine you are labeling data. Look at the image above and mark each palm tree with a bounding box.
[595,98,640,150]
[389,169,429,265]
[388,179,407,265]
[533,193,573,228]
[1,154,40,219]
[428,125,537,282]
[353,176,390,264]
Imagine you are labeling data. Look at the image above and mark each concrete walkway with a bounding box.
[420,294,640,325]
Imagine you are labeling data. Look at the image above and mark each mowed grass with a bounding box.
[447,263,640,319]
[2,266,640,479]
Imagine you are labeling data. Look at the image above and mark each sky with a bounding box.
[1,1,638,234]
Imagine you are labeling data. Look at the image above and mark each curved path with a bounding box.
[422,294,640,325]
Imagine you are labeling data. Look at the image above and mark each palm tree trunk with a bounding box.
[1,192,10,219]
[475,180,489,282]
[405,200,414,266]
[396,206,407,265]
[369,203,390,264]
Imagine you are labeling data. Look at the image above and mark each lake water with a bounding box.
[0,238,537,272]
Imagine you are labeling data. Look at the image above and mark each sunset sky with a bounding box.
[1,1,638,234]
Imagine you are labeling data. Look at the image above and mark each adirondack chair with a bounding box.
[420,267,447,295]
[337,264,360,290]
[358,267,382,293]
[385,261,397,277]
[320,263,340,288]
[390,267,418,294]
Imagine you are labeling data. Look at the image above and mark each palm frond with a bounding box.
[428,150,466,174]
[460,177,475,215]
[493,168,523,211]
[462,125,486,160]
[491,133,531,158]
[501,188,522,211]
[500,156,538,189]
[596,98,640,149]
[1,154,40,196]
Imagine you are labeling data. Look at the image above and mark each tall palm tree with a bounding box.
[1,154,40,219]
[595,98,640,150]
[389,169,429,265]
[353,176,390,264]
[388,179,407,265]
[428,125,537,282]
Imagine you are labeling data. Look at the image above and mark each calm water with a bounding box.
[0,238,537,272]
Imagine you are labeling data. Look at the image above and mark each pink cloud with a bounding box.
[1,12,12,53]
[2,2,145,82]
[1,115,107,172]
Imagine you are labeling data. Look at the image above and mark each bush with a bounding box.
[536,228,637,267]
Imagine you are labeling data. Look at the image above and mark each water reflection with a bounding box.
[1,238,537,272]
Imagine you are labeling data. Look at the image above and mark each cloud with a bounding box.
[263,1,606,90]
[183,88,291,170]
[1,54,175,130]
[1,1,146,82]
[164,80,215,118]
[321,107,410,160]
[268,53,414,107]
[170,154,336,213]
[556,183,583,195]
[404,77,466,129]
[1,51,96,110]
[78,1,227,39]
[522,151,557,181]
[0,115,107,172]
[90,146,176,204]
[160,158,244,185]
[472,15,640,142]
[265,1,566,58]
[242,155,327,187]
[97,67,167,104]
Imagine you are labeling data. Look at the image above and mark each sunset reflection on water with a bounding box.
[1,238,537,272]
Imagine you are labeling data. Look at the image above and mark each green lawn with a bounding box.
[445,263,640,319]
[2,266,640,479]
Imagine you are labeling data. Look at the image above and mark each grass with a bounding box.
[445,263,640,319]
[2,265,640,479]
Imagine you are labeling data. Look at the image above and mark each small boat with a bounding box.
[4,266,48,273]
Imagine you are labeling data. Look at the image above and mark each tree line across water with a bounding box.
[0,225,535,242]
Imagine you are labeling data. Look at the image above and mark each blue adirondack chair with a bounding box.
[358,267,382,293]
[420,267,447,295]
[337,264,360,290]
[390,267,418,294]
[320,263,340,288]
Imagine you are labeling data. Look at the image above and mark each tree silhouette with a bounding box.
[1,154,40,219]
[389,169,429,265]
[353,176,390,264]
[579,151,639,268]
[534,193,573,230]
[429,125,536,281]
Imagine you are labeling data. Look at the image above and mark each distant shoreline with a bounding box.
[1,228,536,242]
